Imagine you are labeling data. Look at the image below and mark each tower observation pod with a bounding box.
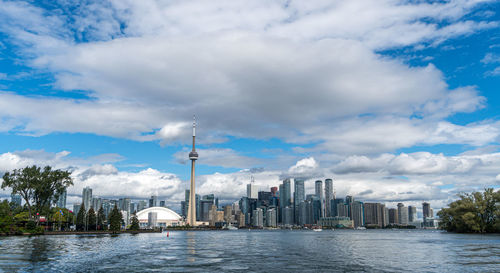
[187,116,198,226]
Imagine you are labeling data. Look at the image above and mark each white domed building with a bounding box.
[136,207,184,228]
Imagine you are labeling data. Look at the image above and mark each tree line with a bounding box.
[438,188,500,233]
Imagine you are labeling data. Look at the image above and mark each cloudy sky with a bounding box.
[0,0,499,213]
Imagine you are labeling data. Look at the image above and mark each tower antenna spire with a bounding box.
[187,115,199,226]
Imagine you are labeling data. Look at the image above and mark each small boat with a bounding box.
[313,228,322,232]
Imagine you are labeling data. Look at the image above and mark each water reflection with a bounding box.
[0,230,498,272]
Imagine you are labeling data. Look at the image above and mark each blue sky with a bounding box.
[0,0,499,210]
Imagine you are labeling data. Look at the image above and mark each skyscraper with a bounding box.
[397,203,408,225]
[324,179,333,217]
[422,202,431,219]
[56,190,66,208]
[294,178,305,224]
[247,183,258,199]
[279,179,292,223]
[187,116,199,226]
[82,186,92,212]
[351,201,364,228]
[315,180,323,217]
[270,187,278,197]
[408,206,417,222]
[149,195,158,207]
[364,203,385,228]
[389,208,398,224]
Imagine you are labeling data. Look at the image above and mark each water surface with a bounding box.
[0,230,499,272]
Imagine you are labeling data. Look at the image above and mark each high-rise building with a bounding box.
[279,179,292,223]
[315,180,324,217]
[92,197,102,211]
[149,195,158,208]
[270,187,278,197]
[10,193,22,208]
[422,202,431,219]
[294,178,305,224]
[298,201,309,225]
[397,203,408,225]
[187,116,199,226]
[388,208,398,224]
[324,179,333,217]
[82,187,92,212]
[252,208,264,228]
[351,201,364,228]
[266,208,277,227]
[337,203,349,217]
[331,198,344,217]
[137,200,147,212]
[364,203,385,228]
[73,203,81,215]
[247,183,258,199]
[258,191,272,207]
[56,190,66,209]
[224,205,232,223]
[282,206,294,226]
[408,206,417,222]
[159,200,165,207]
[345,196,353,218]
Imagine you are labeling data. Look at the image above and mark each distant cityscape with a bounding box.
[9,178,439,229]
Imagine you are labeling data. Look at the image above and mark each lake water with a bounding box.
[0,229,499,272]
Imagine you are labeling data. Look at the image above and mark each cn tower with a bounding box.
[187,116,198,226]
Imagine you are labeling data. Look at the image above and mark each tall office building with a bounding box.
[282,206,294,226]
[294,178,305,224]
[388,208,398,224]
[397,203,408,225]
[408,206,417,222]
[331,198,344,217]
[270,187,278,197]
[351,201,364,228]
[56,190,66,208]
[266,208,277,227]
[337,203,349,217]
[364,203,386,228]
[120,198,131,214]
[279,179,292,223]
[92,197,102,211]
[187,116,199,226]
[82,186,92,212]
[345,195,353,218]
[149,195,158,208]
[252,208,264,228]
[247,183,258,199]
[137,200,147,212]
[315,180,324,217]
[324,179,333,217]
[422,202,431,219]
[73,203,81,215]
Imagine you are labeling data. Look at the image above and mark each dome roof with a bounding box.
[136,207,182,221]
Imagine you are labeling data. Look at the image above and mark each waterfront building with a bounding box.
[422,202,431,219]
[282,206,294,226]
[247,183,258,199]
[319,216,353,228]
[138,207,182,228]
[294,178,305,224]
[337,203,349,217]
[10,193,22,208]
[201,200,214,221]
[298,201,309,225]
[389,208,398,224]
[397,203,408,225]
[345,196,353,218]
[383,206,389,227]
[82,187,92,212]
[351,201,364,228]
[258,191,272,207]
[364,203,386,228]
[408,206,417,222]
[148,212,157,228]
[331,198,344,217]
[266,208,277,227]
[56,190,66,209]
[315,180,323,217]
[324,179,333,217]
[237,211,246,228]
[252,208,264,228]
[224,205,232,223]
[279,179,292,223]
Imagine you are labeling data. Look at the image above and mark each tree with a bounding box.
[0,200,16,234]
[97,207,105,230]
[130,211,140,230]
[87,207,97,231]
[2,165,73,220]
[108,205,122,233]
[76,203,86,231]
[438,188,500,233]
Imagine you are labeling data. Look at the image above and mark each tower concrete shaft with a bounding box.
[187,116,198,226]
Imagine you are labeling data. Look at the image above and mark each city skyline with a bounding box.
[1,1,500,212]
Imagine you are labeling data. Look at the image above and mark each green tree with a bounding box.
[0,200,17,234]
[87,207,97,231]
[108,205,122,233]
[76,203,86,231]
[438,188,500,233]
[97,207,106,230]
[130,211,140,230]
[2,166,73,220]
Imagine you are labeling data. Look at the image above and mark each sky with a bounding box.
[0,0,499,213]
